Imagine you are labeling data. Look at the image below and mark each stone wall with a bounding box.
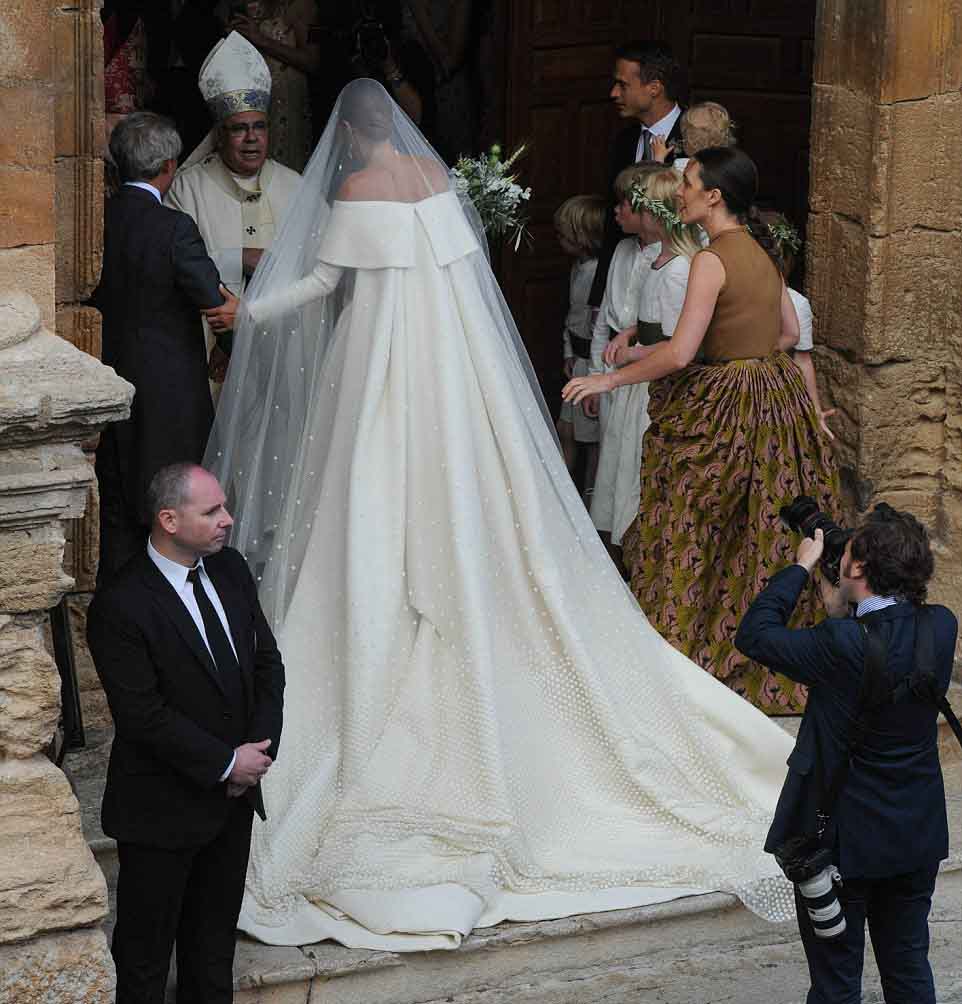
[0,1,132,1001]
[808,0,962,631]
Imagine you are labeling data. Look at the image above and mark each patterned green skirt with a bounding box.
[621,352,839,714]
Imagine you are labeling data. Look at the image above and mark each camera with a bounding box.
[779,495,852,586]
[774,838,846,940]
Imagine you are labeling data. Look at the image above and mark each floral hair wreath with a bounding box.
[767,218,802,255]
[629,182,682,234]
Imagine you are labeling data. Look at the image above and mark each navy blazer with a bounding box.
[734,564,956,879]
[88,546,285,849]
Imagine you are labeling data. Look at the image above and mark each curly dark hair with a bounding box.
[849,503,934,606]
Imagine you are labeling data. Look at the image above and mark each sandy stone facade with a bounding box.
[0,1,130,1000]
[808,0,962,628]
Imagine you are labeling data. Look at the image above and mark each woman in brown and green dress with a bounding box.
[562,145,837,714]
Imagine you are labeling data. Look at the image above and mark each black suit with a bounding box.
[588,113,684,307]
[91,184,223,583]
[735,565,956,1004]
[88,545,285,1004]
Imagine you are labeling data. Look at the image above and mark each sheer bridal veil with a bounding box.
[205,79,557,630]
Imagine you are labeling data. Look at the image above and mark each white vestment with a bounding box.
[167,154,301,291]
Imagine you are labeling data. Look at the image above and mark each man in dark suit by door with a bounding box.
[91,111,237,584]
[87,462,285,1004]
[588,40,685,309]
[735,504,956,1004]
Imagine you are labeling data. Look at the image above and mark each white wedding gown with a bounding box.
[228,188,796,951]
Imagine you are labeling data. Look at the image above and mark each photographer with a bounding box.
[734,504,957,1004]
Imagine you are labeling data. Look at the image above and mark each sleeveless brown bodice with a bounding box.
[698,227,783,362]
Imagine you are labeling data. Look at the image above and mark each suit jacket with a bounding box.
[87,546,285,849]
[90,184,222,523]
[588,114,685,307]
[735,564,956,879]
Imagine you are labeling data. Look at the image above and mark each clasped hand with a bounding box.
[227,738,273,798]
[204,284,239,334]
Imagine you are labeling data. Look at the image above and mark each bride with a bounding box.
[205,79,795,952]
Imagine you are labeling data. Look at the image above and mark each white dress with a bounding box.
[236,191,794,952]
[589,238,658,535]
[606,253,691,547]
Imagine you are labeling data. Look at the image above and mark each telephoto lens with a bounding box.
[797,861,846,939]
[775,840,847,940]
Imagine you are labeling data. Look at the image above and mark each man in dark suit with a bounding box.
[87,462,285,1004]
[735,504,956,1004]
[588,40,684,310]
[91,111,237,584]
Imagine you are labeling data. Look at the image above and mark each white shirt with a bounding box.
[788,287,814,352]
[590,239,659,373]
[124,181,163,203]
[856,595,899,617]
[635,104,683,163]
[147,537,238,781]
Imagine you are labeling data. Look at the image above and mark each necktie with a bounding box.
[187,567,240,675]
[641,128,652,162]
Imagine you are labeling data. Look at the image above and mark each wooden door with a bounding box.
[663,1,817,237]
[499,1,664,415]
[498,1,816,405]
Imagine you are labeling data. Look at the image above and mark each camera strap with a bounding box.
[815,611,890,843]
[818,607,962,846]
[892,607,962,750]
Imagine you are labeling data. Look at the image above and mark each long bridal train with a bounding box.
[206,79,794,953]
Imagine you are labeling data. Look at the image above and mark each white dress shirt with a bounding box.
[788,287,814,353]
[856,595,899,617]
[124,180,163,203]
[635,104,683,163]
[147,537,239,781]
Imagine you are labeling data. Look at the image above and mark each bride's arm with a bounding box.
[247,259,344,324]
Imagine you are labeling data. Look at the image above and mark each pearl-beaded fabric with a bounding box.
[207,81,796,953]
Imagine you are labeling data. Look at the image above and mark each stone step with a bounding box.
[67,695,962,1004]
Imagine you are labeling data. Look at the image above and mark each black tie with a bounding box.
[187,567,240,675]
[641,128,652,161]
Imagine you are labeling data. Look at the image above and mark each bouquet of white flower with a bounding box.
[452,143,532,251]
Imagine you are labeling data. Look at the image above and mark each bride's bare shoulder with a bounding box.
[335,169,391,202]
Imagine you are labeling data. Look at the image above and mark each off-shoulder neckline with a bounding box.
[332,191,454,208]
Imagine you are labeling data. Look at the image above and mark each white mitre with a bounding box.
[181,31,273,169]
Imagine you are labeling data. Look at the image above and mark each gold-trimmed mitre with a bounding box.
[198,31,272,122]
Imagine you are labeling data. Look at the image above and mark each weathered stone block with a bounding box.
[0,927,114,1004]
[812,0,882,95]
[0,246,55,331]
[0,293,132,448]
[53,8,104,160]
[871,228,962,365]
[0,526,73,615]
[0,168,55,249]
[0,1,53,83]
[55,304,102,360]
[63,478,99,594]
[808,84,886,228]
[0,756,108,942]
[55,157,104,304]
[805,213,871,357]
[884,91,962,234]
[0,84,54,169]
[68,593,112,730]
[0,614,61,758]
[881,0,960,102]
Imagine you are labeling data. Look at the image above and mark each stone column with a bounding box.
[0,293,131,1001]
[808,0,962,619]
